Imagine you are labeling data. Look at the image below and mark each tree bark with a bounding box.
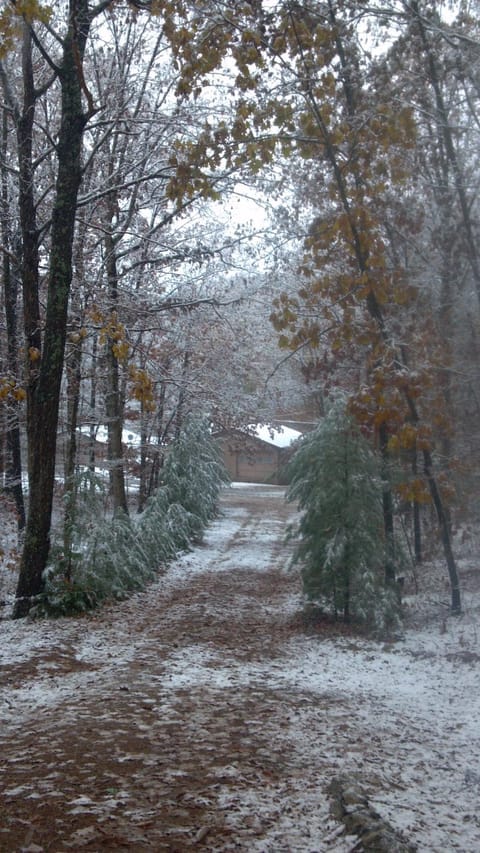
[379,424,396,586]
[104,232,129,516]
[1,108,26,531]
[408,445,422,564]
[63,328,83,578]
[3,247,26,532]
[88,332,98,477]
[14,2,97,617]
[174,348,191,439]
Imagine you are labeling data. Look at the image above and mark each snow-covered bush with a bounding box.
[136,487,179,564]
[161,415,229,541]
[38,416,228,616]
[40,509,154,616]
[286,399,401,632]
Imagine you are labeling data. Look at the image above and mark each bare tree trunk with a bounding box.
[379,423,396,586]
[411,446,422,564]
[174,348,191,440]
[3,250,26,533]
[1,108,25,531]
[137,398,148,513]
[104,230,128,516]
[63,213,93,571]
[88,331,98,476]
[14,2,97,617]
[63,330,83,578]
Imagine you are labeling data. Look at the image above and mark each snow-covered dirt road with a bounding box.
[1,484,480,851]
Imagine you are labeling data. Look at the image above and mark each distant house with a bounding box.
[75,424,155,472]
[215,424,302,484]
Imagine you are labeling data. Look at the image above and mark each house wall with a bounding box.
[216,434,289,484]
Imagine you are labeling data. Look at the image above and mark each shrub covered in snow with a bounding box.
[38,416,228,616]
[286,399,402,632]
[161,415,229,541]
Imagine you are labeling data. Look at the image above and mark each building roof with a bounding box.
[248,424,302,449]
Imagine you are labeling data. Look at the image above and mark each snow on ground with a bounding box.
[1,484,480,851]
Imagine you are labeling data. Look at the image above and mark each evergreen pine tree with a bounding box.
[38,415,228,616]
[287,399,400,630]
[162,415,229,540]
